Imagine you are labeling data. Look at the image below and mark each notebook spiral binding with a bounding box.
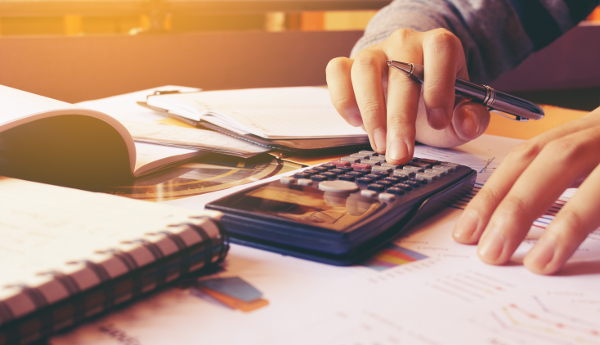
[0,214,229,345]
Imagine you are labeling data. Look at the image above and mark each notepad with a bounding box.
[0,177,229,345]
[146,87,370,152]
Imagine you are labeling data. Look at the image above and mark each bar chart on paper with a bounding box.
[363,244,429,271]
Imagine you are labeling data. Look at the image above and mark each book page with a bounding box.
[122,121,269,158]
[0,85,138,175]
[0,177,204,287]
[147,87,367,139]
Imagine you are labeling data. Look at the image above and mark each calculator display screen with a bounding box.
[225,183,382,231]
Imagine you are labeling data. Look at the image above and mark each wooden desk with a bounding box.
[485,105,589,140]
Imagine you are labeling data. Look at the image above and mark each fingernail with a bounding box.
[524,237,556,272]
[347,114,363,127]
[477,231,505,263]
[373,128,387,153]
[453,210,479,242]
[456,105,480,140]
[387,139,409,162]
[429,108,449,130]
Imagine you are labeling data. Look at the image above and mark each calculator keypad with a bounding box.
[280,151,461,203]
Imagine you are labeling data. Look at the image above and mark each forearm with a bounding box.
[353,0,598,83]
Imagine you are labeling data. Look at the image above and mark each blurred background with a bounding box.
[0,0,599,109]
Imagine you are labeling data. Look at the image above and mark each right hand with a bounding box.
[326,28,491,164]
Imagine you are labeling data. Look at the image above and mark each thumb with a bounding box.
[452,100,490,141]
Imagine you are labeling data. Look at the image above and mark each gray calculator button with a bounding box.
[370,156,386,163]
[441,162,460,167]
[379,193,396,202]
[382,163,403,169]
[341,156,361,163]
[372,166,393,173]
[297,178,313,186]
[350,153,371,159]
[411,161,432,169]
[359,150,377,156]
[403,166,424,173]
[361,159,382,166]
[425,169,445,177]
[280,176,295,184]
[318,180,359,193]
[433,165,454,172]
[361,190,378,198]
[416,172,438,181]
[393,170,413,178]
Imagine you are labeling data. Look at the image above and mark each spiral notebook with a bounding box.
[0,177,229,345]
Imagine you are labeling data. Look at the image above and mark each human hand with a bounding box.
[453,107,600,274]
[326,28,490,164]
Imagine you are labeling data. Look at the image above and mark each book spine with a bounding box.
[0,215,229,345]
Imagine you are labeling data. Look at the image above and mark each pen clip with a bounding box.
[490,110,529,122]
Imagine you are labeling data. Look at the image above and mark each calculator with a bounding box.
[206,151,476,265]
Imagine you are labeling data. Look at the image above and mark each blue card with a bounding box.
[196,277,263,302]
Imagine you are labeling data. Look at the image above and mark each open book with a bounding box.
[0,177,228,345]
[146,87,370,153]
[0,85,268,187]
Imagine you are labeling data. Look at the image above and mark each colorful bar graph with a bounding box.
[363,244,428,271]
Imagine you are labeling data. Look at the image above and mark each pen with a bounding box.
[386,60,544,122]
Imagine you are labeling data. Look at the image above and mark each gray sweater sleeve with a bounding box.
[352,0,599,83]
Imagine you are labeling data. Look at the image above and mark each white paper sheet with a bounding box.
[147,87,368,139]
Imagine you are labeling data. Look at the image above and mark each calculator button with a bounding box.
[293,172,311,179]
[419,158,440,165]
[433,165,455,173]
[341,156,361,163]
[347,171,364,178]
[425,169,445,177]
[338,174,355,182]
[357,177,374,185]
[322,172,338,180]
[365,174,381,181]
[384,176,402,183]
[359,150,377,156]
[367,184,386,192]
[395,183,412,191]
[372,166,393,173]
[311,174,328,182]
[361,159,382,166]
[440,162,460,167]
[361,190,378,198]
[350,153,371,159]
[377,180,393,188]
[330,169,346,175]
[394,170,415,178]
[305,169,320,175]
[370,156,386,163]
[404,180,420,188]
[387,187,405,195]
[381,163,403,169]
[411,162,432,169]
[313,166,329,173]
[403,166,424,173]
[412,177,428,184]
[330,160,351,168]
[321,163,337,170]
[352,163,372,172]
[297,178,313,186]
[280,176,295,184]
[372,171,389,178]
[318,180,359,193]
[416,172,437,181]
[378,193,396,202]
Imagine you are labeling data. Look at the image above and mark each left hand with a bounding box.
[452,106,600,274]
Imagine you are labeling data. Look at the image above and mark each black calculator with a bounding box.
[206,151,476,265]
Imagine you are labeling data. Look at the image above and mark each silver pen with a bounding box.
[386,60,544,121]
